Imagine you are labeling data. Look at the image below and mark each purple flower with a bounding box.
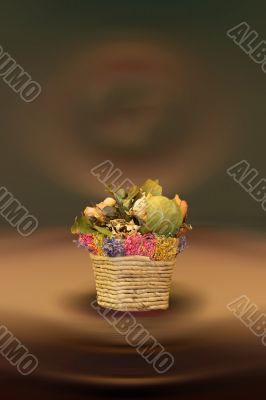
[178,236,187,253]
[103,238,125,257]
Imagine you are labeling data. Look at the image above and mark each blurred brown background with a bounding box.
[0,1,266,399]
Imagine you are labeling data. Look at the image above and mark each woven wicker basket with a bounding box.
[90,254,175,311]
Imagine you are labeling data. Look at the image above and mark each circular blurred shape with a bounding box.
[23,37,236,196]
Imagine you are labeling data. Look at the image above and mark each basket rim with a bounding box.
[90,254,175,265]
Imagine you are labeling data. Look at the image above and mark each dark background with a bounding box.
[0,0,265,229]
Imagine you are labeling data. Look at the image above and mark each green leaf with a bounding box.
[141,179,162,196]
[71,217,79,234]
[141,196,182,236]
[113,191,124,205]
[71,216,94,234]
[71,215,113,236]
[123,185,140,210]
[93,225,112,237]
[116,188,126,199]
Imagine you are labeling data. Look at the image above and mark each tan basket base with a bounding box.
[96,299,170,311]
[90,255,175,311]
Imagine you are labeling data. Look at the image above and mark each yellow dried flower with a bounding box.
[153,236,178,261]
[94,234,104,255]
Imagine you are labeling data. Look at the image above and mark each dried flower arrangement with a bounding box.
[71,179,192,310]
[71,179,191,261]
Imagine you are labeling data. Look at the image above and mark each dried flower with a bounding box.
[178,235,187,253]
[140,234,156,258]
[78,234,98,254]
[124,233,156,258]
[83,207,95,218]
[106,219,139,237]
[174,194,188,220]
[153,235,178,261]
[97,197,116,210]
[124,234,141,256]
[84,206,104,221]
[103,238,125,257]
[94,234,104,255]
[72,180,192,259]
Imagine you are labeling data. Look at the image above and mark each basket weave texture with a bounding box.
[90,254,175,311]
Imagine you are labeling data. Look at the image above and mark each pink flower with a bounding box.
[78,234,98,254]
[141,234,156,258]
[124,233,156,258]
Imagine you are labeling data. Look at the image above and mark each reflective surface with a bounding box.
[0,228,265,398]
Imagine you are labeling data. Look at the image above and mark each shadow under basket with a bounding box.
[90,254,175,311]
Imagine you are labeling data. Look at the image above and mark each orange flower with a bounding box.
[174,195,188,220]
